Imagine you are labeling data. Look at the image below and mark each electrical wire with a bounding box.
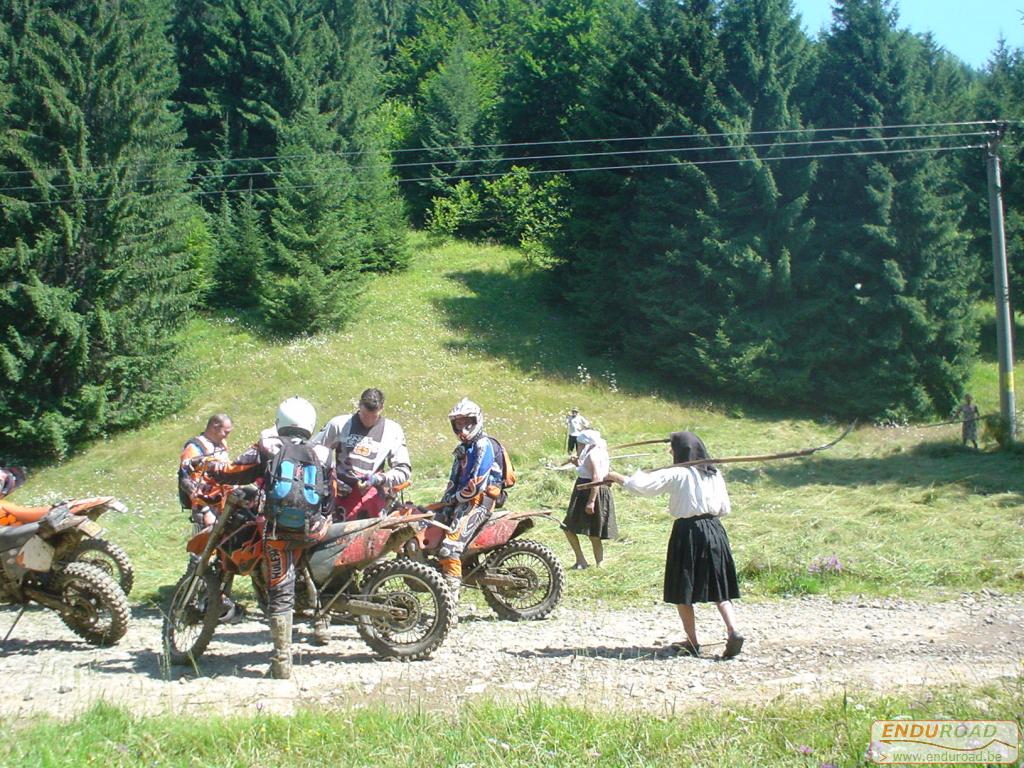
[0,129,989,194]
[0,119,1004,180]
[9,141,984,208]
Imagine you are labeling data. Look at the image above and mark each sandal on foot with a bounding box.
[671,641,701,657]
[722,633,744,659]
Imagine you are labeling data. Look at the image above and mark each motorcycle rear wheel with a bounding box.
[65,538,135,596]
[479,539,565,621]
[355,558,454,660]
[56,562,130,646]
[163,570,221,665]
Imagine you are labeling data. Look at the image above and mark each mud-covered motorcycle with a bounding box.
[163,485,454,666]
[389,501,566,621]
[0,500,131,646]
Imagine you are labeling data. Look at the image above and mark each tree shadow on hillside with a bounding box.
[432,267,787,418]
[976,312,1024,363]
[728,441,1024,500]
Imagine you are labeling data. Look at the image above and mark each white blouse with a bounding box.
[622,467,731,519]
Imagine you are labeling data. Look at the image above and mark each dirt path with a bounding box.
[1,593,1021,720]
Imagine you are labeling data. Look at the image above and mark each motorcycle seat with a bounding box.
[0,501,49,525]
[0,521,40,549]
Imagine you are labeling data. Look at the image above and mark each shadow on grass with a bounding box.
[976,311,1024,363]
[729,441,1024,499]
[431,268,791,418]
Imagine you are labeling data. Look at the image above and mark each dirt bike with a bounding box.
[0,501,131,646]
[163,485,455,666]
[391,499,566,621]
[0,496,135,595]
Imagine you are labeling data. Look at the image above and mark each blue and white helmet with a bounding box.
[448,398,483,443]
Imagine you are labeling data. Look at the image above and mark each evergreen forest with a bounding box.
[2,0,1023,458]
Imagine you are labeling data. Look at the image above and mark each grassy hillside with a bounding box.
[15,233,1024,602]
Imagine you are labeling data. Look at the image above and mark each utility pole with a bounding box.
[987,121,1016,443]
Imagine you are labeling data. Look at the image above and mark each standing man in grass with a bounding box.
[956,394,981,449]
[566,408,590,455]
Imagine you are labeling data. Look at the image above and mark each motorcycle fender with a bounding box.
[466,518,521,555]
[16,536,54,572]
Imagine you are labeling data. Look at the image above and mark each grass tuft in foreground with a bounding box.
[5,679,1022,767]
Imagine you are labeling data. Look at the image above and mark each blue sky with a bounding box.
[793,0,1024,69]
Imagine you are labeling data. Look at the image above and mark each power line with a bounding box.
[0,119,1003,180]
[9,141,983,208]
[0,130,990,195]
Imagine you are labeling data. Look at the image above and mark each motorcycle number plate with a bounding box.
[78,519,102,537]
[17,536,55,572]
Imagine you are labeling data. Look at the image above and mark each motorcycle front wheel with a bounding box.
[65,538,135,596]
[355,558,454,660]
[163,570,221,665]
[56,562,130,646]
[479,539,565,621]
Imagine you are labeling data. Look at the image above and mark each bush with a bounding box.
[426,181,482,237]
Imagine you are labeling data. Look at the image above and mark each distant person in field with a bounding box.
[565,408,590,454]
[313,388,412,522]
[607,431,743,659]
[561,429,617,569]
[956,394,981,449]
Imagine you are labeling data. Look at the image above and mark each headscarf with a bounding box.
[576,429,609,481]
[670,431,717,477]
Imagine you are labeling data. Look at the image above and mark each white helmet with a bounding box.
[276,396,317,438]
[448,398,483,443]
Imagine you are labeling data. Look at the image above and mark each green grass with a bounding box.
[15,232,1024,603]
[4,680,1022,767]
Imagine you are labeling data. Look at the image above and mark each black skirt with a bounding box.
[562,477,618,540]
[663,514,740,604]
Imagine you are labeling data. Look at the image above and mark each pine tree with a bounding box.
[322,0,408,271]
[408,31,503,223]
[559,0,748,384]
[501,0,606,144]
[795,0,974,417]
[0,0,195,458]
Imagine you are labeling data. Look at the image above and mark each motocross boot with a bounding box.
[444,575,462,627]
[268,613,293,679]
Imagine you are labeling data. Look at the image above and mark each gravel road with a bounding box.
[1,592,1021,719]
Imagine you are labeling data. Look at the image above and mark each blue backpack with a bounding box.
[264,439,329,536]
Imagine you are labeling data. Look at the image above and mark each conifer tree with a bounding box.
[797,0,974,417]
[0,0,194,458]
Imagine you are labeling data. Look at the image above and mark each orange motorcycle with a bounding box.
[0,497,131,646]
[162,485,455,665]
[0,495,135,595]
